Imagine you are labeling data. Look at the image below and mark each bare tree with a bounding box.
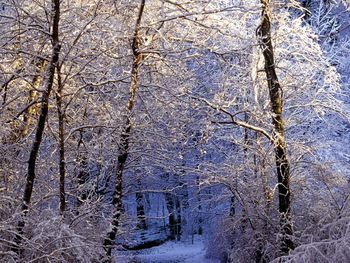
[56,63,66,215]
[257,0,294,254]
[103,0,146,260]
[12,0,61,254]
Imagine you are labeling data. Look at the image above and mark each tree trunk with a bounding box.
[5,60,45,143]
[165,192,176,240]
[136,181,147,230]
[20,59,46,138]
[75,117,89,208]
[103,0,146,260]
[76,154,89,206]
[56,64,66,215]
[175,196,181,241]
[258,0,294,254]
[12,0,61,254]
[196,176,203,235]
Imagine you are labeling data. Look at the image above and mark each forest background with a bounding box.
[1,0,350,262]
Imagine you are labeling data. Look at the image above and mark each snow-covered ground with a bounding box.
[114,237,220,263]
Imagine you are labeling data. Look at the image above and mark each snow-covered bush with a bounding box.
[274,213,350,262]
[0,207,107,263]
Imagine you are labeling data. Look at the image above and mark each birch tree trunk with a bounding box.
[103,0,146,260]
[258,0,294,254]
[12,0,61,254]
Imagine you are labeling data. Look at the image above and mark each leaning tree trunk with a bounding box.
[103,0,146,260]
[12,0,61,254]
[258,0,294,254]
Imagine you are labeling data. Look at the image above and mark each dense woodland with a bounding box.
[1,0,350,262]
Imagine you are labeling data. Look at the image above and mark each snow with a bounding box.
[114,237,220,263]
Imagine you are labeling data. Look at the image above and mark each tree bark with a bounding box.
[258,0,294,254]
[56,64,66,215]
[195,175,203,235]
[12,0,61,254]
[175,196,181,241]
[165,192,176,240]
[20,59,46,139]
[77,154,89,206]
[103,0,146,260]
[75,109,89,208]
[136,181,147,230]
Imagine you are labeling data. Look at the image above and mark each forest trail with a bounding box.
[114,237,220,263]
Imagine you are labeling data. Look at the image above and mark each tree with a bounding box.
[258,0,294,254]
[103,0,146,260]
[0,1,349,262]
[12,0,61,254]
[190,1,348,261]
[56,63,66,215]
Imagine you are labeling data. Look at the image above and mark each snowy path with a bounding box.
[114,239,220,263]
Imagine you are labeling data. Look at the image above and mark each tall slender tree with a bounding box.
[257,0,294,254]
[56,63,66,215]
[103,0,146,260]
[12,0,61,254]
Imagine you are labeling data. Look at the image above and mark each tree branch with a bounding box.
[191,95,274,143]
